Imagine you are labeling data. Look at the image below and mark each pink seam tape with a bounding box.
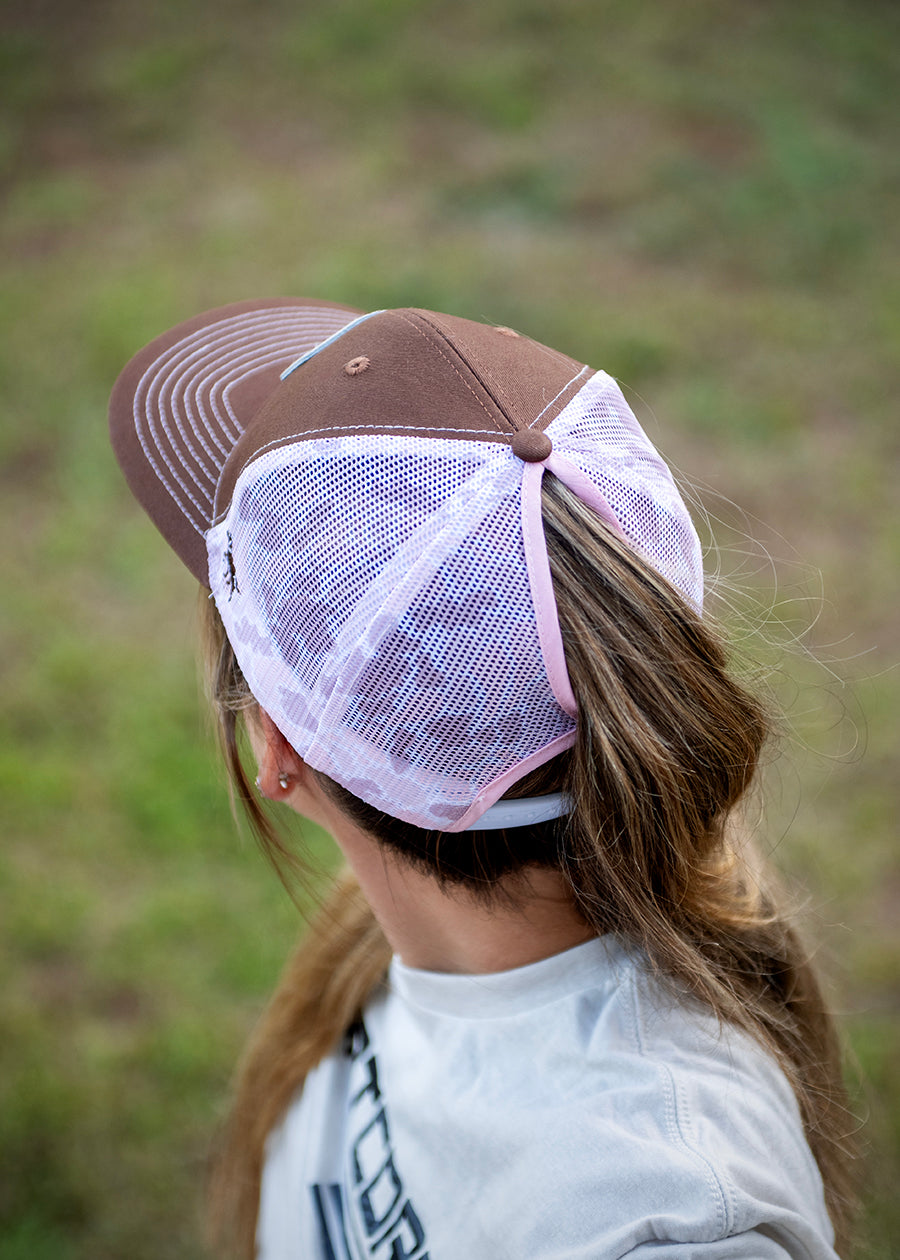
[521,460,578,719]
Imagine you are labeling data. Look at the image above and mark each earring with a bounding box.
[278,773,290,792]
[254,776,261,791]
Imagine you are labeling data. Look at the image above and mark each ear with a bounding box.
[255,710,308,801]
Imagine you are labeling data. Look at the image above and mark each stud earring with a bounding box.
[278,773,290,792]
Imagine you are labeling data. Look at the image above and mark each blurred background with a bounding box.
[1,1,897,1256]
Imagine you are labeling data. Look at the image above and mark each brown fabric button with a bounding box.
[511,429,552,462]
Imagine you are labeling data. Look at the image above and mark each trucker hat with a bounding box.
[110,299,702,832]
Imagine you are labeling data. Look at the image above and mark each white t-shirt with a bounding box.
[257,937,837,1259]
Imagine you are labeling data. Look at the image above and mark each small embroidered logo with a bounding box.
[225,532,240,600]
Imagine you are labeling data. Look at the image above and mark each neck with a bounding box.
[329,812,594,975]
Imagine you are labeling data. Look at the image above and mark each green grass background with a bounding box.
[1,1,898,1255]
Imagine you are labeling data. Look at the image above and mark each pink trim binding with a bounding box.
[450,731,577,832]
[451,458,584,833]
[521,460,578,718]
[545,450,628,541]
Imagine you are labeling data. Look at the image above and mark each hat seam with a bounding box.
[210,424,513,527]
[419,309,586,424]
[532,365,591,428]
[415,309,525,418]
[391,310,516,434]
[415,308,562,375]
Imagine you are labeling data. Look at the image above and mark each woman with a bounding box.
[110,298,856,1258]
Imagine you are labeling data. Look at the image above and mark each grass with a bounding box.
[1,0,898,1255]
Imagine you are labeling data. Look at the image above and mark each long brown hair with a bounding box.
[205,473,858,1258]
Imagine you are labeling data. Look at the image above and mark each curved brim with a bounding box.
[109,297,364,584]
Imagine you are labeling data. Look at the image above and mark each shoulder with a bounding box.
[602,947,835,1249]
[372,938,836,1255]
[262,939,838,1258]
[614,945,806,1154]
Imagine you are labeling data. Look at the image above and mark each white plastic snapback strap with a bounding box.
[466,792,569,830]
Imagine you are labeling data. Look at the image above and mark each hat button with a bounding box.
[511,429,553,462]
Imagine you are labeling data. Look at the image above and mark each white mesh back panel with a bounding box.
[550,373,703,606]
[207,372,702,830]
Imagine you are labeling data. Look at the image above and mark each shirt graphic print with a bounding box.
[311,1020,430,1260]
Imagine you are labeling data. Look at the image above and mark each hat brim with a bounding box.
[109,297,364,584]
